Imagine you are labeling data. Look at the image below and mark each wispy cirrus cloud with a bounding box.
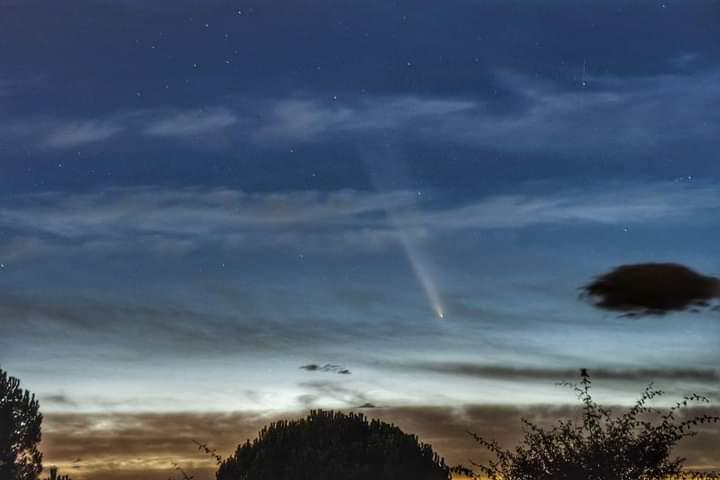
[144,108,239,137]
[1,181,719,260]
[0,107,238,151]
[251,68,720,153]
[0,290,374,357]
[0,187,415,237]
[254,97,475,142]
[42,120,124,148]
[2,67,717,153]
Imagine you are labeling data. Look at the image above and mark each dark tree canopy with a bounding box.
[0,368,43,480]
[581,263,719,315]
[217,410,451,480]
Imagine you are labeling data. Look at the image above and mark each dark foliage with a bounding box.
[44,467,71,480]
[217,410,451,480]
[462,370,720,480]
[581,263,719,315]
[0,368,43,480]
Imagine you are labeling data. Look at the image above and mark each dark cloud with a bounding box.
[300,363,351,375]
[41,404,720,480]
[383,362,720,385]
[581,263,720,316]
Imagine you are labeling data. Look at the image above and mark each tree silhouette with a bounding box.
[461,370,720,480]
[44,467,72,480]
[0,368,43,480]
[217,410,451,480]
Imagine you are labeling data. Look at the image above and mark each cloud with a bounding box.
[40,404,720,480]
[296,381,373,409]
[300,364,351,375]
[0,107,237,151]
[443,68,720,153]
[582,263,720,316]
[0,187,414,237]
[0,291,360,360]
[42,121,123,148]
[1,182,720,261]
[409,183,720,229]
[144,108,239,137]
[2,67,718,155]
[41,411,274,480]
[0,187,424,259]
[254,97,474,142]
[384,362,720,384]
[252,68,720,154]
[42,394,79,408]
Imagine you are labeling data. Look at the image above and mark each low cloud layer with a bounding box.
[41,404,720,480]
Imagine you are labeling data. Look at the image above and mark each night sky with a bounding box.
[1,0,719,478]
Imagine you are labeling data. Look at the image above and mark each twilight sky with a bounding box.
[1,0,719,478]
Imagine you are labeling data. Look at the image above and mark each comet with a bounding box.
[392,210,446,320]
[360,144,446,320]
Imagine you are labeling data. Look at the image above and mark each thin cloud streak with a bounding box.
[144,108,239,137]
[43,121,123,148]
[384,362,720,383]
[1,68,717,154]
[252,68,720,152]
[1,182,719,260]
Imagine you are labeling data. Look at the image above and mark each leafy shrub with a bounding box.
[461,369,720,480]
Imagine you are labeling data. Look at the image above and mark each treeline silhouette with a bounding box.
[216,410,451,480]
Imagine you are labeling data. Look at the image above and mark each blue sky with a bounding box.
[1,0,719,477]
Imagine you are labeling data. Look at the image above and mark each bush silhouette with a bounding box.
[461,370,720,480]
[217,410,451,480]
[44,467,72,480]
[0,368,43,480]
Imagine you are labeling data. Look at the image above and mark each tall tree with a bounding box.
[217,410,451,480]
[0,368,43,480]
